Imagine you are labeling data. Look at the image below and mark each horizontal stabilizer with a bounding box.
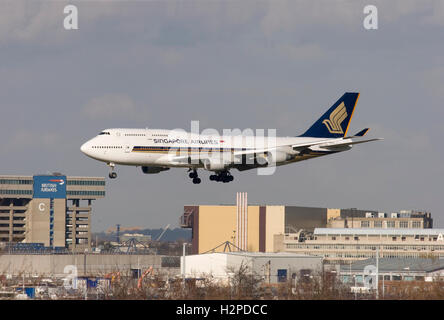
[318,137,383,150]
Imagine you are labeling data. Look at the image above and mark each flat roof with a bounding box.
[193,252,322,259]
[314,228,444,236]
[0,175,104,179]
[340,258,444,273]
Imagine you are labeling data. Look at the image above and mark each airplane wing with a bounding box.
[169,136,382,166]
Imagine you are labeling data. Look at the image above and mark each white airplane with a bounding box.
[80,92,381,184]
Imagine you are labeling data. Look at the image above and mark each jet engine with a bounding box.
[260,150,295,165]
[141,166,170,174]
[202,159,230,171]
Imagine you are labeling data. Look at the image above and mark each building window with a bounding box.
[0,179,32,185]
[392,237,397,241]
[0,190,32,195]
[277,269,288,282]
[361,221,370,228]
[412,221,421,228]
[374,221,383,228]
[400,221,409,228]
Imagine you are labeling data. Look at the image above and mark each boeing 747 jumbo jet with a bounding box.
[80,92,381,184]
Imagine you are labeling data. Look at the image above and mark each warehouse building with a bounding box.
[278,228,444,264]
[0,253,178,277]
[0,174,105,251]
[180,193,433,255]
[339,257,444,283]
[181,252,323,284]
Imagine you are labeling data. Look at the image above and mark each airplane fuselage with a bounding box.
[80,128,335,168]
[80,92,380,183]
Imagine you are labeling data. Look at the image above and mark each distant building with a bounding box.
[328,209,432,229]
[278,228,444,264]
[120,233,151,244]
[182,252,323,284]
[0,174,105,252]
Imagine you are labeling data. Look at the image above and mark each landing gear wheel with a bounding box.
[210,171,234,183]
[109,172,117,179]
[189,169,200,184]
[189,171,197,179]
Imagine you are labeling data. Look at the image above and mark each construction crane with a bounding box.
[137,266,154,289]
[156,224,170,241]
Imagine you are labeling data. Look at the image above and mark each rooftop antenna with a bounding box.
[116,224,121,243]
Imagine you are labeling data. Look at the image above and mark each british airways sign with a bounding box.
[33,176,67,199]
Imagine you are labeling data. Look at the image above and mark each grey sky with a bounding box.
[1,1,444,231]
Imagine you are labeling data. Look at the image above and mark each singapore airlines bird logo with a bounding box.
[322,102,347,134]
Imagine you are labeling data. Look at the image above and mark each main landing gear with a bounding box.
[210,171,234,183]
[187,169,234,184]
[188,169,201,184]
[108,162,117,179]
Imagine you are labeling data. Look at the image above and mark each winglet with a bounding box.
[354,128,369,137]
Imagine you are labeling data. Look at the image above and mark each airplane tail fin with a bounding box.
[299,92,360,138]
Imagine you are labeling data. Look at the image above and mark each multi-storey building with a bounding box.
[328,209,432,229]
[0,174,105,251]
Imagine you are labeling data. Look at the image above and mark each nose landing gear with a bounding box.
[108,163,117,179]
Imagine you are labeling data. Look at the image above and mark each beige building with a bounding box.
[0,174,105,252]
[180,201,335,254]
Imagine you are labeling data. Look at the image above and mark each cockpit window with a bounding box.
[99,132,111,135]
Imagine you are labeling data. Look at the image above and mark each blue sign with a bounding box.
[33,176,67,199]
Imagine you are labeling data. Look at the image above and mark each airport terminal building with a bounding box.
[0,174,105,252]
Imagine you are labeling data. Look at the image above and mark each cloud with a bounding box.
[367,124,433,152]
[422,0,444,25]
[260,1,359,37]
[275,43,325,61]
[7,130,61,151]
[0,0,123,44]
[422,66,444,100]
[82,94,138,120]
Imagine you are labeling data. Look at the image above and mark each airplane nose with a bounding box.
[80,142,89,155]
